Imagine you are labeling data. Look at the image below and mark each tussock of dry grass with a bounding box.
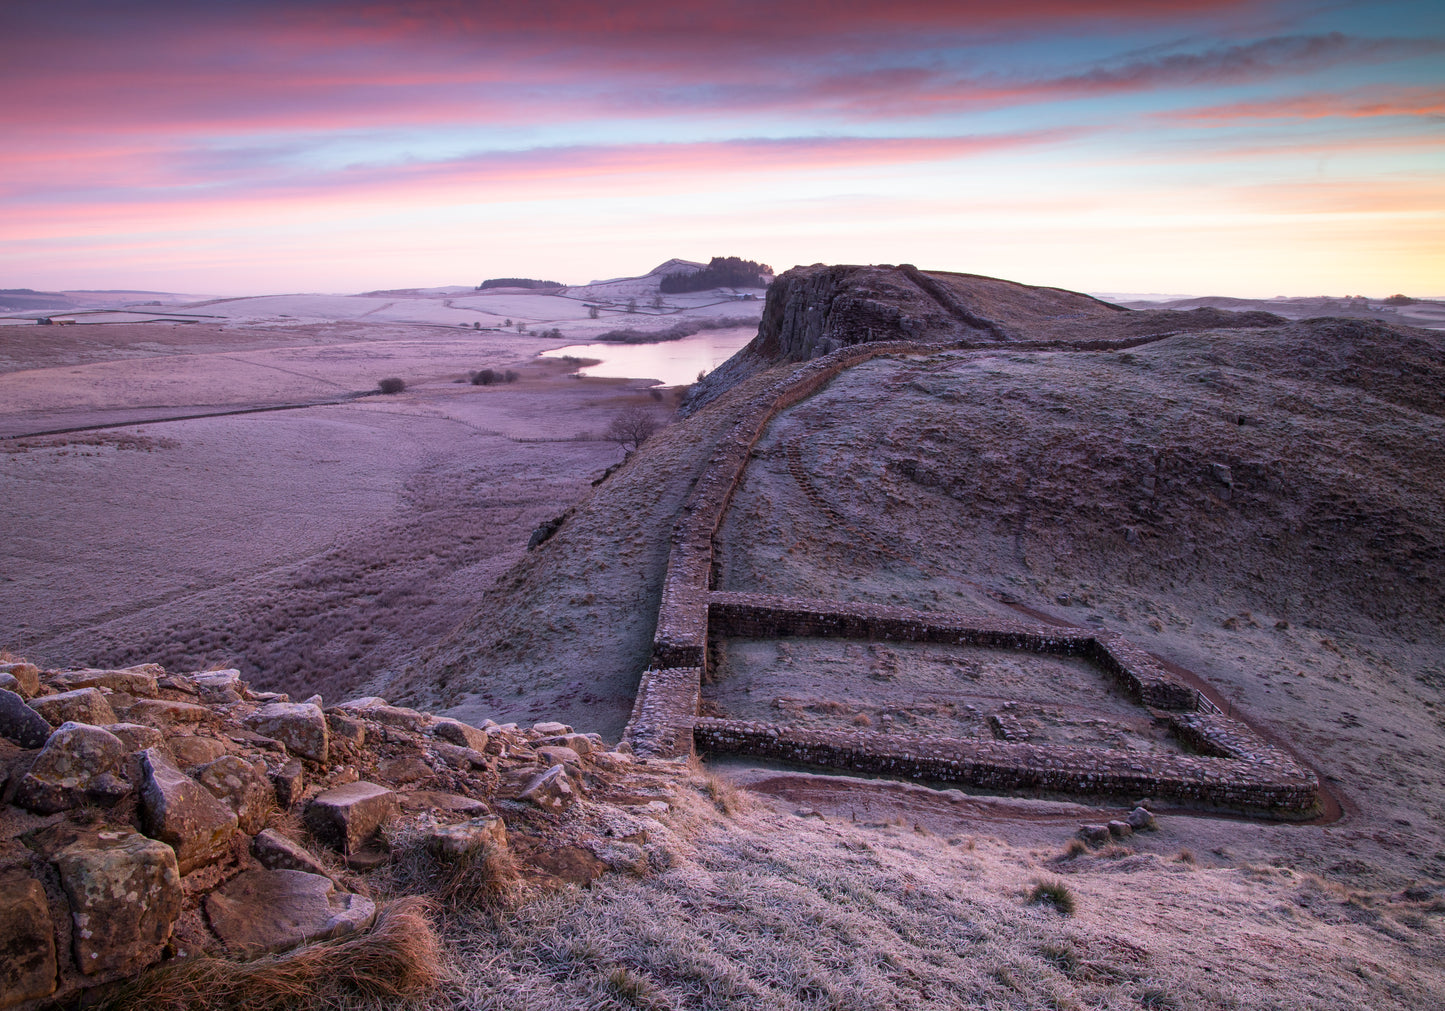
[100,898,444,1011]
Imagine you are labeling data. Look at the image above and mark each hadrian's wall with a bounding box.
[623,286,1318,816]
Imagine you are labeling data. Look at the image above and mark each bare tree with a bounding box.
[606,406,660,456]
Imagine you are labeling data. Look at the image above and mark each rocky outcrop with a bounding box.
[0,658,674,1010]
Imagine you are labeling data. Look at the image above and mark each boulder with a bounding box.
[48,667,159,698]
[1107,819,1134,839]
[137,747,238,873]
[0,688,55,748]
[0,871,57,1005]
[28,688,117,728]
[0,673,20,696]
[378,755,434,784]
[1077,824,1112,848]
[433,718,489,752]
[270,758,305,808]
[251,829,333,878]
[15,722,126,814]
[0,662,40,697]
[126,699,212,727]
[531,721,572,736]
[196,755,274,834]
[519,765,578,813]
[424,815,508,861]
[101,722,166,753]
[304,781,398,854]
[1126,806,1157,831]
[246,703,328,763]
[54,830,181,976]
[204,869,375,958]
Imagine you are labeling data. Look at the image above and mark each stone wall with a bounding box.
[694,718,1321,815]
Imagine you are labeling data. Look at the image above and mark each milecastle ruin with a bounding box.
[623,264,1321,817]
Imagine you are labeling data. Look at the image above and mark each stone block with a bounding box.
[431,742,493,770]
[0,688,54,748]
[48,667,159,698]
[100,722,166,753]
[169,735,230,768]
[196,755,274,834]
[397,790,489,815]
[187,669,245,703]
[15,722,126,814]
[251,829,333,878]
[518,765,578,813]
[246,703,328,764]
[424,815,508,861]
[270,758,305,808]
[325,711,366,746]
[28,688,117,728]
[536,745,583,768]
[54,830,181,976]
[0,662,40,697]
[0,871,57,1005]
[433,717,488,751]
[304,781,397,854]
[204,869,375,958]
[126,699,212,727]
[531,721,572,736]
[137,748,238,874]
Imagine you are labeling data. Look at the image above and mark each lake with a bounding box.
[539,327,756,386]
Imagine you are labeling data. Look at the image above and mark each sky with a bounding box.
[1,0,1441,297]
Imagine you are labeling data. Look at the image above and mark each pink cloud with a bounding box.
[1165,88,1445,124]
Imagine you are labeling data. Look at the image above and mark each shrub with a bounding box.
[377,377,405,394]
[504,370,519,383]
[472,368,496,386]
[1028,878,1076,915]
[606,406,660,456]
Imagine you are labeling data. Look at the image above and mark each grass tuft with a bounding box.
[98,897,444,1011]
[1029,878,1078,916]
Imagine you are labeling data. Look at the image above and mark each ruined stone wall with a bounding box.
[694,718,1321,815]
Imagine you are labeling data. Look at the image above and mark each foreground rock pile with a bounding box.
[0,659,681,1009]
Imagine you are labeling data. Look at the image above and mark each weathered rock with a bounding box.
[519,764,578,813]
[49,666,159,698]
[15,722,126,814]
[251,829,333,878]
[537,733,594,756]
[1126,806,1157,831]
[101,722,166,753]
[0,662,40,697]
[531,721,572,736]
[187,669,245,704]
[204,869,375,958]
[127,698,212,727]
[245,703,328,763]
[28,688,117,728]
[433,718,489,752]
[271,758,305,808]
[0,673,20,696]
[379,755,434,784]
[137,747,238,873]
[84,772,133,807]
[0,688,54,748]
[1107,819,1134,839]
[325,711,366,746]
[170,735,230,768]
[432,742,492,770]
[196,755,274,834]
[1077,824,1112,847]
[54,830,181,975]
[424,815,507,861]
[333,699,431,733]
[536,745,583,768]
[397,790,489,815]
[0,871,57,1004]
[304,781,398,854]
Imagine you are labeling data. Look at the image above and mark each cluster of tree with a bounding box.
[658,256,773,293]
[470,368,520,385]
[476,278,563,290]
[1383,294,1417,306]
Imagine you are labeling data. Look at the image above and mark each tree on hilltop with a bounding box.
[659,256,773,294]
